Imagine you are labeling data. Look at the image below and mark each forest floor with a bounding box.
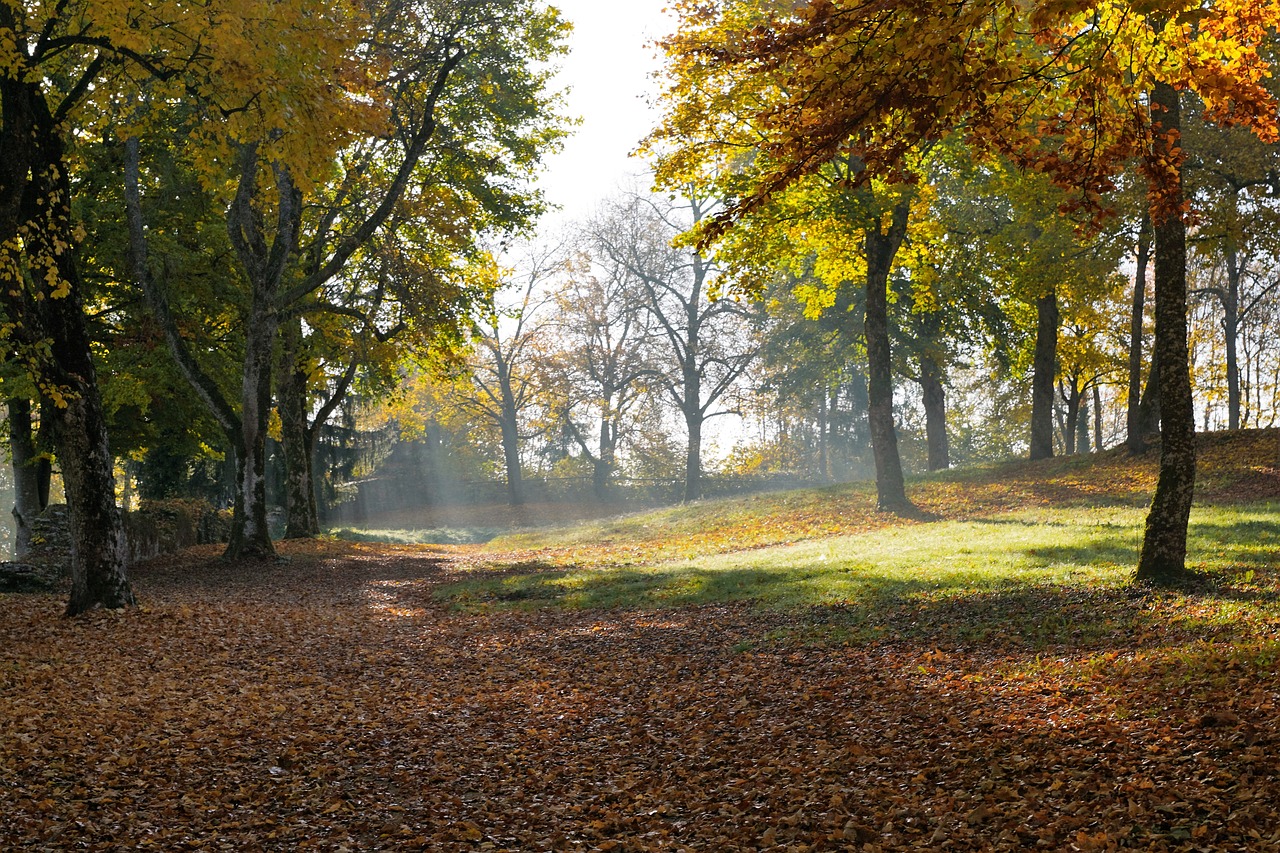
[4,431,1280,851]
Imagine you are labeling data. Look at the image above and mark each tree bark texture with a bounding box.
[1136,80,1196,585]
[1223,238,1242,431]
[1,60,134,613]
[497,366,525,507]
[921,357,950,471]
[1029,289,1059,461]
[863,197,913,512]
[1128,215,1151,452]
[917,308,950,471]
[278,318,320,538]
[8,399,43,558]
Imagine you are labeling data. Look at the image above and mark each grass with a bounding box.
[327,525,501,545]
[437,498,1280,650]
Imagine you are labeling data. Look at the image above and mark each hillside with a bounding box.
[473,428,1280,570]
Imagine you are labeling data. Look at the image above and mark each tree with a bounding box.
[1183,97,1280,431]
[548,240,658,499]
[125,0,568,557]
[462,250,559,507]
[592,192,760,503]
[649,0,1280,583]
[0,0,175,612]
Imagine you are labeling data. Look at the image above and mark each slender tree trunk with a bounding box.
[1076,391,1090,454]
[8,399,42,558]
[1061,378,1082,454]
[1029,289,1059,460]
[1093,383,1104,452]
[1137,347,1161,437]
[1136,80,1196,585]
[863,197,913,512]
[1223,241,1242,432]
[1128,214,1151,452]
[921,358,950,471]
[498,369,525,507]
[817,392,831,483]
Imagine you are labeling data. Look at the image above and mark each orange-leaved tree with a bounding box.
[648,0,1280,584]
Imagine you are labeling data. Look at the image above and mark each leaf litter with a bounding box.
[4,431,1280,850]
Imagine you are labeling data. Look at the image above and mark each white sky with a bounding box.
[535,0,674,229]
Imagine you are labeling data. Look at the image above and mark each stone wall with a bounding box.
[0,500,230,593]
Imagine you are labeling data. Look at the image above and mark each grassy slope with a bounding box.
[437,430,1280,636]
[478,429,1278,564]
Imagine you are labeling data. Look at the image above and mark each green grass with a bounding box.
[436,501,1280,650]
[327,525,502,545]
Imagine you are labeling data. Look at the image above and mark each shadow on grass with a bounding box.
[431,512,1280,653]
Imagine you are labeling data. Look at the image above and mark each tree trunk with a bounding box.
[1061,378,1082,454]
[920,356,950,471]
[1076,391,1090,454]
[593,410,617,500]
[0,65,134,613]
[1029,289,1059,461]
[1137,346,1161,438]
[1093,383,1104,453]
[684,409,704,502]
[278,318,319,538]
[864,197,913,512]
[221,148,301,561]
[1136,80,1196,585]
[225,295,279,559]
[1223,239,1242,431]
[1128,214,1151,452]
[41,246,134,614]
[8,399,43,558]
[498,367,525,507]
[817,392,831,483]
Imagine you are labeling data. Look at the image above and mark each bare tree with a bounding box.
[462,246,561,506]
[547,244,658,499]
[590,191,761,502]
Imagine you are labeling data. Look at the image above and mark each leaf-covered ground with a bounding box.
[4,431,1280,851]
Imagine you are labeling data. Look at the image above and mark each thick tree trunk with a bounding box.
[1136,81,1196,585]
[278,319,319,538]
[498,370,525,507]
[8,399,43,558]
[1,64,134,613]
[1128,215,1151,452]
[593,412,617,500]
[864,197,913,512]
[1029,289,1059,461]
[225,298,279,560]
[222,149,301,561]
[41,251,134,614]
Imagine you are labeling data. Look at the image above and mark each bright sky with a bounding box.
[535,1,674,229]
